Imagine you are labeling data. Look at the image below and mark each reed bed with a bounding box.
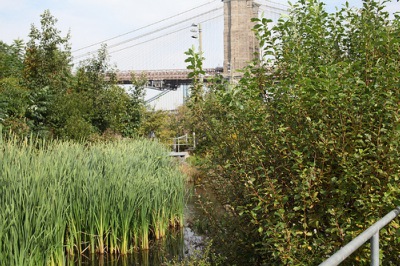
[0,136,186,265]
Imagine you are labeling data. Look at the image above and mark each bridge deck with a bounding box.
[116,67,223,84]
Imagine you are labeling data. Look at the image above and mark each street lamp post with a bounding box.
[191,23,203,57]
[191,23,203,84]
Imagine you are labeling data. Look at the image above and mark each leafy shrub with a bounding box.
[192,0,400,264]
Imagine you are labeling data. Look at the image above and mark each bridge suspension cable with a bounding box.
[108,14,222,55]
[72,0,287,75]
[105,8,222,53]
[145,90,171,104]
[255,0,290,11]
[72,0,220,55]
[73,4,223,69]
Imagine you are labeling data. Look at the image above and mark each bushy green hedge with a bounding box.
[193,0,400,264]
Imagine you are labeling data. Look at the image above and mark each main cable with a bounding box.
[106,7,222,50]
[108,14,223,55]
[255,0,289,12]
[72,0,219,53]
[73,7,223,60]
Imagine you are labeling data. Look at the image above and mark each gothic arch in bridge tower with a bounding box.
[223,0,260,79]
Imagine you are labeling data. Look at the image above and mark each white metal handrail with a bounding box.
[319,206,400,266]
[171,133,196,152]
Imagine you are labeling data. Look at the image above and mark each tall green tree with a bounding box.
[23,10,72,135]
[0,40,29,135]
[24,10,72,92]
[122,72,147,136]
[0,78,30,136]
[61,45,113,139]
[0,40,24,79]
[58,46,145,140]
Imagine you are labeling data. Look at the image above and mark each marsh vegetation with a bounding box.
[0,136,185,265]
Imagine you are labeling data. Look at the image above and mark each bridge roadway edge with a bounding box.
[114,67,222,90]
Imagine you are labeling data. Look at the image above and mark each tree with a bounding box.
[0,11,147,140]
[0,77,30,136]
[23,10,72,136]
[0,40,29,136]
[0,40,24,79]
[125,72,147,136]
[24,10,72,92]
[59,46,145,140]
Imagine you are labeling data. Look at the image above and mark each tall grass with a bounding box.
[0,136,186,265]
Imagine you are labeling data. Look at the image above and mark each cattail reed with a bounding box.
[0,136,186,265]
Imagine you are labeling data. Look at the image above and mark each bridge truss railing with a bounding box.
[170,133,196,152]
[319,206,400,266]
[116,67,223,84]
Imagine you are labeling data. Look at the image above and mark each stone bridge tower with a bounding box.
[223,0,260,78]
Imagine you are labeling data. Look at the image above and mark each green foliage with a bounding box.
[0,78,29,120]
[95,85,135,134]
[0,11,146,140]
[22,10,72,135]
[53,46,145,140]
[61,115,96,140]
[191,0,400,265]
[185,46,205,105]
[139,109,173,142]
[166,241,225,266]
[126,72,147,135]
[0,137,185,264]
[137,104,199,149]
[169,105,195,136]
[183,47,226,149]
[0,40,29,136]
[48,90,95,140]
[23,9,71,92]
[0,40,24,79]
[73,44,113,94]
[69,45,114,135]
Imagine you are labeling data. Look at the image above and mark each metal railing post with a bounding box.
[370,232,379,266]
[319,206,400,266]
[193,132,196,149]
[170,133,196,153]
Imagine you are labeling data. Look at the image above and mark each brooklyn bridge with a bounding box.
[72,0,288,109]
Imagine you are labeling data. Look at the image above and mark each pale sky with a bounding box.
[1,0,399,70]
[0,0,220,50]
